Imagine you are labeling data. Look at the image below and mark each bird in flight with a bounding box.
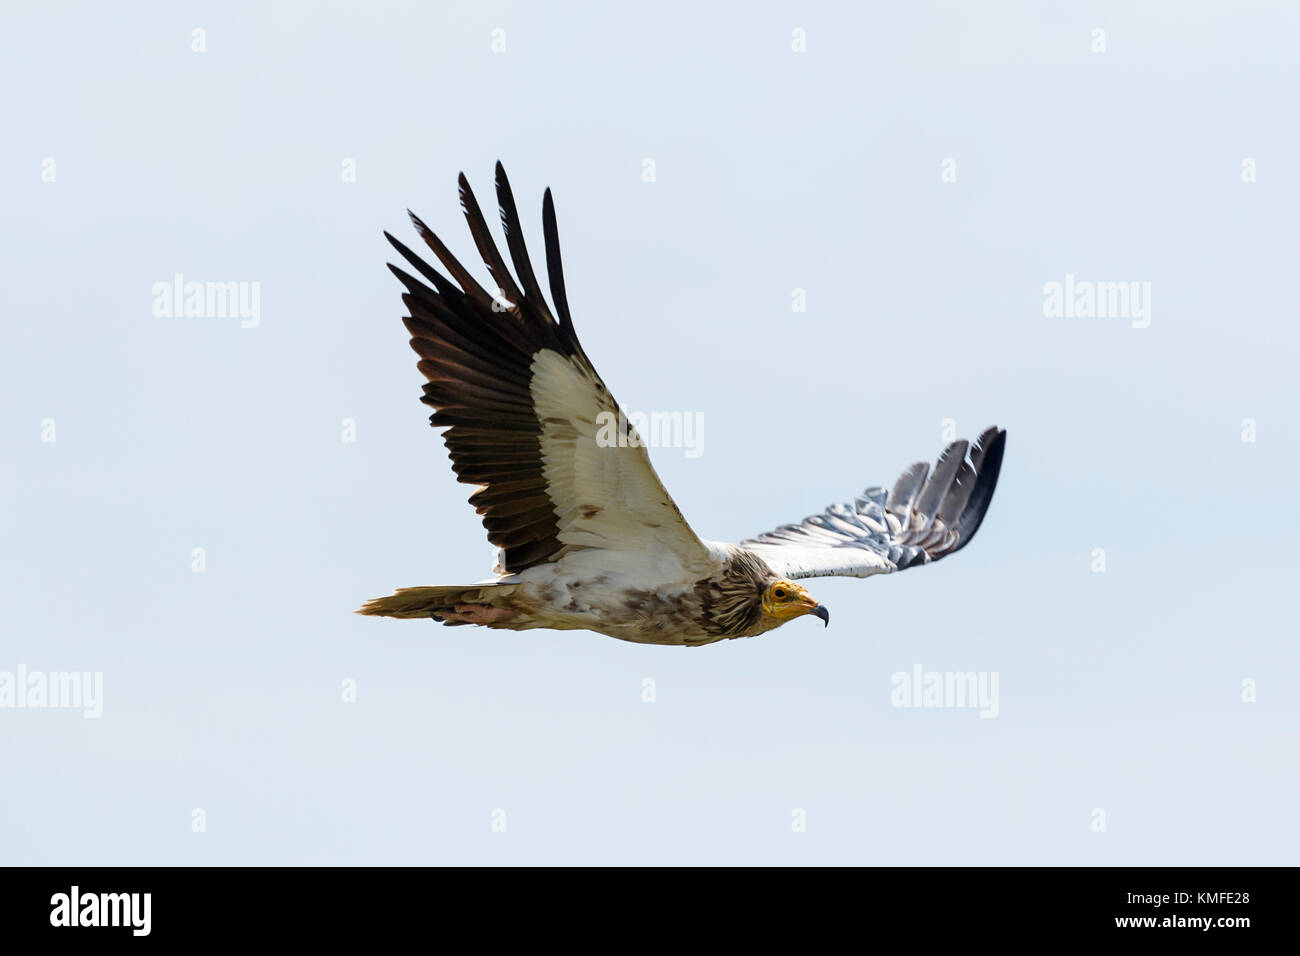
[359,164,1006,646]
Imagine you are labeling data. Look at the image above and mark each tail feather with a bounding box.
[356,584,514,620]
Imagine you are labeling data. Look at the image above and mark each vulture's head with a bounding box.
[761,579,830,627]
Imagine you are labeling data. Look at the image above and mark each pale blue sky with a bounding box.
[2,1,1297,864]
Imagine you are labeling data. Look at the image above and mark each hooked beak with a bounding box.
[781,585,829,628]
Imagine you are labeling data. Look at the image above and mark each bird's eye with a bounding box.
[773,587,787,599]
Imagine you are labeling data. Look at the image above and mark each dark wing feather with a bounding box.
[493,163,551,316]
[457,170,524,311]
[542,189,574,333]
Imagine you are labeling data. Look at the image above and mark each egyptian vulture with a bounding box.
[359,164,1006,647]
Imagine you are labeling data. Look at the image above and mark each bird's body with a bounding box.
[373,543,802,646]
[359,164,1006,646]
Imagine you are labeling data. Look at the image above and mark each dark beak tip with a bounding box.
[812,605,830,627]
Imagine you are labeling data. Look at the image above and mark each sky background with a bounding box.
[2,1,1297,865]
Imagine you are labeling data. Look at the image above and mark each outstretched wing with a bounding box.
[741,428,1006,580]
[385,163,711,578]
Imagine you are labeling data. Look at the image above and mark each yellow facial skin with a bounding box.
[761,580,829,626]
